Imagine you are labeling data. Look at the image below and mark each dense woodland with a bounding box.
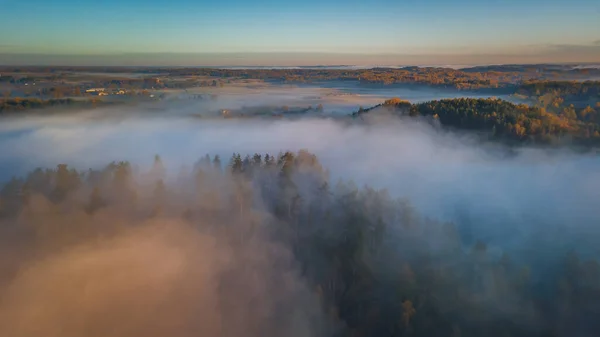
[462,64,600,76]
[516,81,600,113]
[0,151,599,337]
[354,97,600,146]
[0,98,80,112]
[517,81,600,99]
[0,97,119,113]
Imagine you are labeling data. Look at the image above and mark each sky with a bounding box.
[1,0,599,66]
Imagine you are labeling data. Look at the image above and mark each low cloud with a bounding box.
[0,195,327,337]
[0,106,598,250]
[0,92,599,336]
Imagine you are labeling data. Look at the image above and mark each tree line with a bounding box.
[0,97,116,113]
[356,97,600,146]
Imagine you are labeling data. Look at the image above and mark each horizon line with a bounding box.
[1,62,599,69]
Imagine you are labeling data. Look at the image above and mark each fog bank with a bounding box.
[1,97,600,336]
[0,108,599,253]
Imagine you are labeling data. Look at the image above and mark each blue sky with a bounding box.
[1,0,599,65]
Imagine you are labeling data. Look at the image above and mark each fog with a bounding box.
[1,85,599,336]
[0,199,327,337]
[1,108,598,245]
[1,86,599,250]
[145,81,510,117]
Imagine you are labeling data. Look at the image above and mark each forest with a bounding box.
[0,97,117,113]
[355,97,600,146]
[0,98,77,112]
[0,151,598,337]
[516,81,600,114]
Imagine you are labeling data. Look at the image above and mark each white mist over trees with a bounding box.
[0,87,599,337]
[0,148,599,337]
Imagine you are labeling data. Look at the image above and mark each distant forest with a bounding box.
[0,151,598,337]
[161,65,600,89]
[3,64,600,90]
[0,97,120,113]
